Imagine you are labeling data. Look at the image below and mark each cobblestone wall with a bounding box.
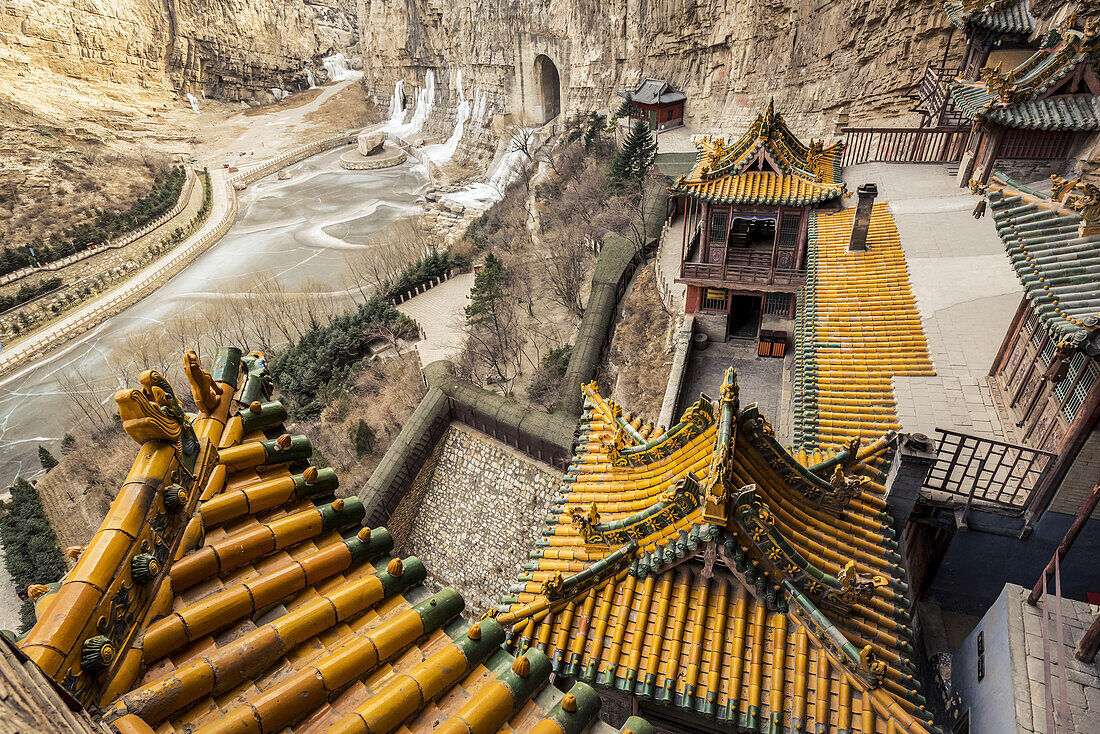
[389,423,561,616]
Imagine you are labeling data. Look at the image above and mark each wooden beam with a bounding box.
[989,297,1029,377]
[1025,385,1100,526]
[1077,613,1100,663]
[1028,478,1100,605]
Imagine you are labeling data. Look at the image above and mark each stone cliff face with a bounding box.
[1,0,359,110]
[0,0,360,245]
[168,0,360,98]
[359,0,960,138]
[358,0,1093,138]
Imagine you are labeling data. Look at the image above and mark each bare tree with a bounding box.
[540,226,593,319]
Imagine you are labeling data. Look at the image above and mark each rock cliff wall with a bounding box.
[0,0,359,114]
[359,0,1094,139]
[360,0,960,139]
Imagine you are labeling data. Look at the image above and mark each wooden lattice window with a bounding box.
[1054,352,1086,402]
[1040,338,1057,366]
[1030,321,1047,349]
[1062,359,1098,423]
[764,293,790,316]
[1023,307,1039,336]
[709,209,729,244]
[703,288,727,311]
[998,129,1074,160]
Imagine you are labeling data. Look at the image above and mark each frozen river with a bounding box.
[0,147,428,488]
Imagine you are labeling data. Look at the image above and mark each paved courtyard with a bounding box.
[677,340,788,441]
[842,164,1024,441]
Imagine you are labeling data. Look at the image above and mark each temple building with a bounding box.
[618,79,686,131]
[493,370,937,733]
[8,348,653,734]
[670,102,846,345]
[977,173,1100,520]
[951,16,1100,185]
[914,1,1035,128]
[944,0,1035,79]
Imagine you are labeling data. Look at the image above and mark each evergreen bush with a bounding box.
[608,120,657,192]
[37,446,58,471]
[0,166,187,276]
[0,478,67,632]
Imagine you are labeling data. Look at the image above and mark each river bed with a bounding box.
[0,147,428,489]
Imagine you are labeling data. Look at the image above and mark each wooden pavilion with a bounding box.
[978,174,1100,520]
[952,17,1100,185]
[669,101,846,344]
[914,0,1035,128]
[618,79,686,131]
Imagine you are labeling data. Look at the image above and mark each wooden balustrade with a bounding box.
[839,126,969,166]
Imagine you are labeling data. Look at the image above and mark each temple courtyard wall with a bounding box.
[387,423,561,615]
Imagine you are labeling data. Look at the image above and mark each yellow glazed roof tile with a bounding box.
[495,370,934,734]
[669,100,847,206]
[793,203,935,451]
[15,348,628,734]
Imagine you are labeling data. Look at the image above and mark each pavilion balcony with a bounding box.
[680,221,804,291]
[679,260,804,291]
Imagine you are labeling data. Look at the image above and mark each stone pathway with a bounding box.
[397,273,475,366]
[656,215,687,312]
[842,164,1023,441]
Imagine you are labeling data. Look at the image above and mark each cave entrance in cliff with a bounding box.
[533,54,561,124]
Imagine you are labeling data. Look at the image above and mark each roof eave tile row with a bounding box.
[493,372,936,734]
[15,347,652,734]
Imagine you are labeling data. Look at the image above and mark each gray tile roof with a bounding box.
[948,26,1100,130]
[985,175,1100,352]
[621,78,686,105]
[952,87,1100,129]
[943,0,1033,35]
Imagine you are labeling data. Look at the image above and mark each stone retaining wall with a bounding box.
[229,131,357,186]
[558,187,670,415]
[658,314,694,429]
[388,423,560,615]
[339,149,407,170]
[359,360,575,529]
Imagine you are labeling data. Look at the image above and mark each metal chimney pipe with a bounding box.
[849,183,878,252]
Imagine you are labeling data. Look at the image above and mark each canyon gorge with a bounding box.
[2,0,1091,243]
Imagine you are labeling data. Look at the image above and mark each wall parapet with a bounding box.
[557,186,669,415]
[359,360,577,527]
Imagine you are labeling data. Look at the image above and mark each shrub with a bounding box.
[37,446,58,471]
[0,166,187,276]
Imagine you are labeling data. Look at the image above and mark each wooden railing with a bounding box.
[681,261,803,289]
[840,126,969,166]
[912,64,969,128]
[922,427,1055,520]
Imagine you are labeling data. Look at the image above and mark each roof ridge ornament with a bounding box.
[1050,174,1100,228]
[115,370,200,472]
[184,349,222,414]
